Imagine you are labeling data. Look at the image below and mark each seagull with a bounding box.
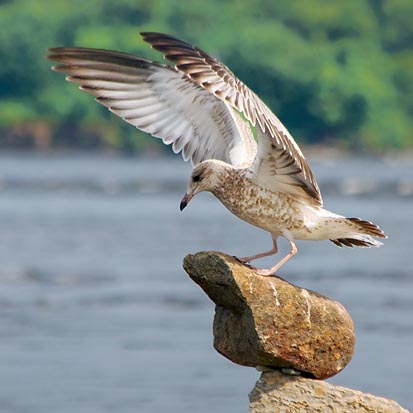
[47,32,386,275]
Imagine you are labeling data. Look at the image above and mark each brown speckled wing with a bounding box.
[141,32,322,206]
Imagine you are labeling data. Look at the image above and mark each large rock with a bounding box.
[183,251,354,379]
[249,371,409,413]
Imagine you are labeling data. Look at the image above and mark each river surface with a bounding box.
[0,153,411,412]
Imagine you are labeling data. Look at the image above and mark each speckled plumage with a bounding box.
[211,164,304,236]
[48,32,386,275]
[186,160,386,272]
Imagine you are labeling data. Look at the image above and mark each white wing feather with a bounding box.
[48,48,257,166]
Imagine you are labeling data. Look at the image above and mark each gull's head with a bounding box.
[180,160,225,211]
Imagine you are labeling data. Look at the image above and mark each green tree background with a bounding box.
[0,0,412,152]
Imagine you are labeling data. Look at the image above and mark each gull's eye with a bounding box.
[192,174,201,182]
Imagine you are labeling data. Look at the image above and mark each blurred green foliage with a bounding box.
[0,0,412,151]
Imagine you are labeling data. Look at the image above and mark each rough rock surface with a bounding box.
[249,371,409,413]
[183,251,355,379]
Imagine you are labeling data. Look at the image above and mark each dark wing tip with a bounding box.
[46,47,63,61]
[140,31,179,46]
[46,47,88,63]
[140,32,206,61]
[47,47,59,54]
[140,32,184,43]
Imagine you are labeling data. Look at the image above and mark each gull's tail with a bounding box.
[329,217,387,248]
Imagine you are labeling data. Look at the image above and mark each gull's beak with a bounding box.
[180,192,193,211]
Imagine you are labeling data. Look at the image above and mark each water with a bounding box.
[0,153,411,412]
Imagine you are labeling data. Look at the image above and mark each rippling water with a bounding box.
[0,153,411,412]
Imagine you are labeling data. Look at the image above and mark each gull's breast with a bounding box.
[213,174,305,235]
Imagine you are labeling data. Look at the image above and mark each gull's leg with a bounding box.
[237,238,278,264]
[256,239,297,276]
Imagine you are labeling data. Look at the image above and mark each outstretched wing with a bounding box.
[47,47,257,166]
[141,32,322,206]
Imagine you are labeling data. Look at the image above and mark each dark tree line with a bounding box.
[0,0,412,152]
